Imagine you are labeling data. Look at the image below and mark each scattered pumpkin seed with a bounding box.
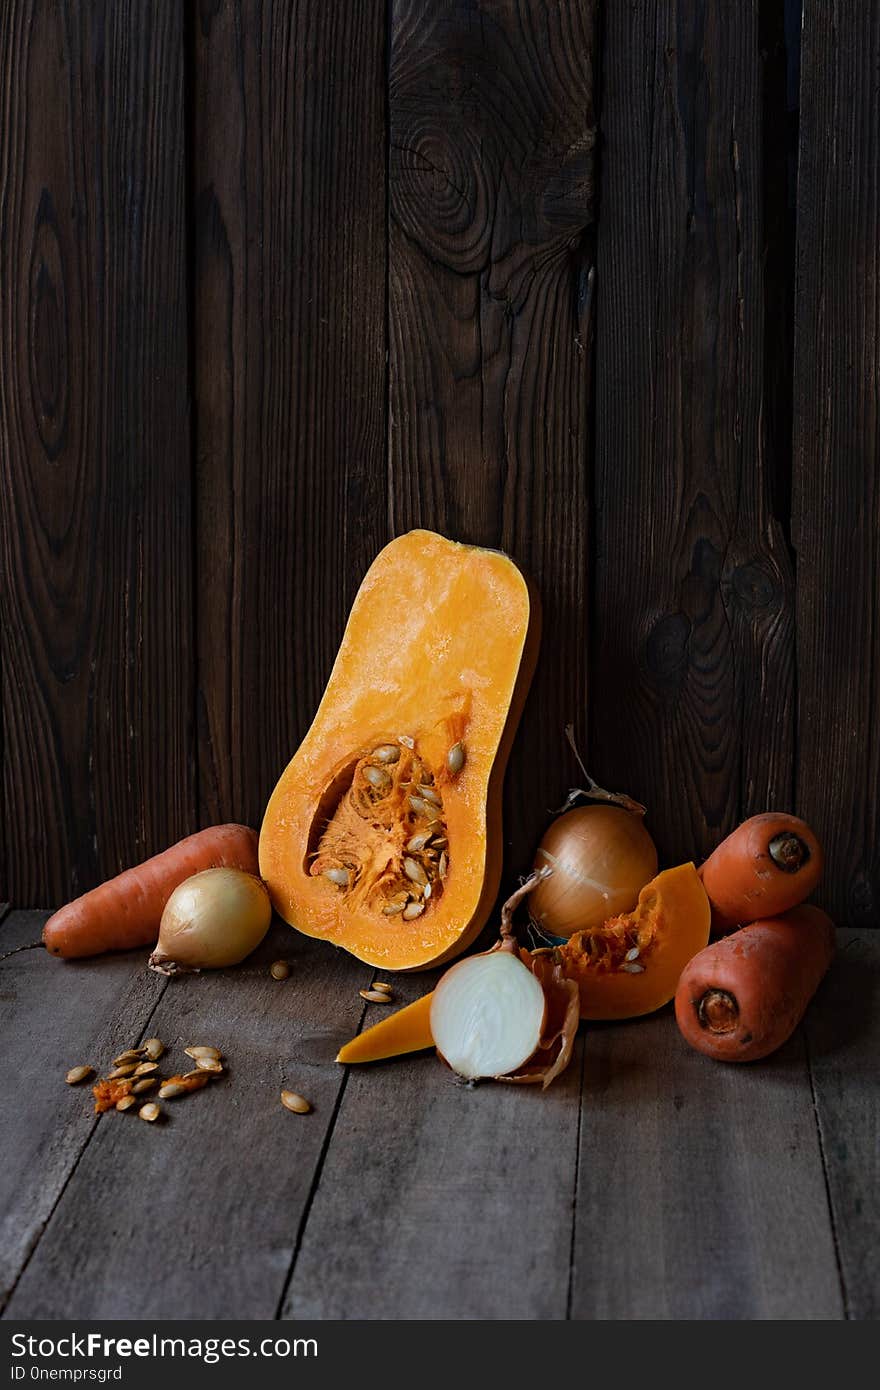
[185,1045,221,1060]
[112,1049,144,1066]
[372,744,401,764]
[360,988,394,1004]
[270,959,290,981]
[108,1063,139,1079]
[281,1090,311,1114]
[133,1061,159,1077]
[65,1065,94,1085]
[323,867,350,888]
[447,742,466,775]
[403,856,428,887]
[194,1055,224,1073]
[138,1103,160,1122]
[403,901,425,920]
[158,1082,188,1099]
[143,1038,164,1060]
[115,1095,138,1113]
[621,961,645,974]
[131,1078,157,1094]
[372,981,393,993]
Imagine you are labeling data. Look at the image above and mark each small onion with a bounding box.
[148,868,272,974]
[529,804,658,939]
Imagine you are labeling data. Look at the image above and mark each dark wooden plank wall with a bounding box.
[1,0,877,927]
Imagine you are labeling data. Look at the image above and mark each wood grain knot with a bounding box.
[645,612,691,679]
[732,561,778,609]
[391,126,493,273]
[28,190,69,459]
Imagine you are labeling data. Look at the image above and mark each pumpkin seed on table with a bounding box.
[108,1063,139,1079]
[184,1045,221,1061]
[270,959,290,981]
[373,981,393,994]
[133,1061,159,1077]
[65,1065,94,1085]
[280,1090,311,1115]
[115,1095,138,1113]
[112,1049,144,1066]
[143,1038,164,1060]
[139,1103,161,1122]
[194,1055,224,1073]
[131,1078,157,1094]
[360,988,394,1004]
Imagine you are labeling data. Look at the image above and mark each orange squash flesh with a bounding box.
[259,530,540,971]
[554,863,711,1019]
[336,993,434,1063]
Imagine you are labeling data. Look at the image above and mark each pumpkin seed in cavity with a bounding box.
[363,766,391,792]
[403,902,425,920]
[418,785,441,806]
[383,901,406,916]
[439,852,448,879]
[372,744,400,764]
[324,867,350,888]
[447,742,466,775]
[403,857,428,887]
[407,830,432,853]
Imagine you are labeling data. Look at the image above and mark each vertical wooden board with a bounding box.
[570,1012,843,1319]
[5,923,372,1319]
[590,1,795,865]
[0,912,165,1308]
[804,931,880,1319]
[792,3,880,925]
[283,974,584,1320]
[192,0,388,829]
[0,1,192,905]
[388,0,597,873]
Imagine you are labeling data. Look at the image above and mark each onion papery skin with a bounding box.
[529,804,658,938]
[149,868,272,973]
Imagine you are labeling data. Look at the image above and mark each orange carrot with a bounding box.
[43,825,260,959]
[674,904,835,1063]
[699,812,823,934]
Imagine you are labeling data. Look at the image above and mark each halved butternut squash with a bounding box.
[552,863,711,1019]
[259,530,540,970]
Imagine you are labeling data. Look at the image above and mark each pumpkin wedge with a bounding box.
[259,530,540,970]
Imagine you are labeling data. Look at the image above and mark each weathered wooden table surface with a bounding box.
[1,904,876,1321]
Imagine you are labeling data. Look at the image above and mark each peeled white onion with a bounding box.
[529,804,658,938]
[430,950,546,1080]
[149,868,272,974]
